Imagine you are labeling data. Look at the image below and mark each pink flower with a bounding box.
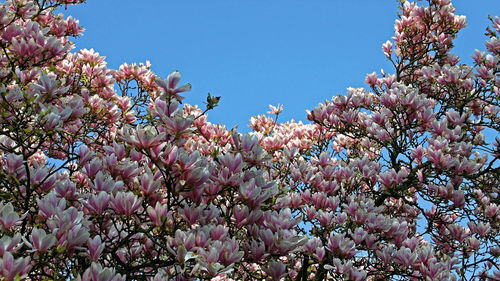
[376,246,394,264]
[139,168,160,195]
[382,40,393,58]
[146,202,168,227]
[179,205,201,225]
[79,144,94,165]
[349,269,367,281]
[0,234,22,256]
[316,246,325,261]
[91,172,121,193]
[316,210,334,226]
[267,104,283,115]
[219,239,244,266]
[210,225,228,241]
[0,252,31,281]
[468,221,491,237]
[154,97,179,119]
[0,202,22,231]
[350,227,367,245]
[86,191,110,214]
[394,247,417,267]
[31,73,69,97]
[485,204,498,218]
[365,72,378,86]
[87,236,105,262]
[155,71,191,102]
[411,146,425,164]
[263,260,286,280]
[327,233,357,258]
[82,262,125,281]
[30,228,56,253]
[110,192,143,216]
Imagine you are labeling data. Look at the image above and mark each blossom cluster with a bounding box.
[0,0,498,280]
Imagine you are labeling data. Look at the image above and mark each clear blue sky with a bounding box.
[63,1,499,132]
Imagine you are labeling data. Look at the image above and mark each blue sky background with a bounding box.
[63,1,499,132]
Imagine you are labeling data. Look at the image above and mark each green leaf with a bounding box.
[57,245,66,253]
[205,93,221,110]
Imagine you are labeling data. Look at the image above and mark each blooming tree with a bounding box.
[0,0,498,280]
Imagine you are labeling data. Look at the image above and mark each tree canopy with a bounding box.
[0,0,498,280]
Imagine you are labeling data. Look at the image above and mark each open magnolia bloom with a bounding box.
[0,0,498,280]
[155,71,192,103]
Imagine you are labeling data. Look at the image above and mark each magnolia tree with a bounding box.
[0,0,498,280]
